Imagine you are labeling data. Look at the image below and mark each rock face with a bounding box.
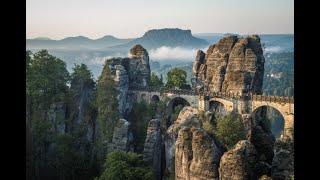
[193,35,265,95]
[219,140,258,180]
[164,107,201,176]
[48,102,66,134]
[114,64,129,116]
[110,119,130,151]
[127,44,151,88]
[249,126,275,164]
[143,119,162,180]
[106,44,151,118]
[271,138,294,180]
[175,127,222,180]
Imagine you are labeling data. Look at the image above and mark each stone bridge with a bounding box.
[129,88,294,139]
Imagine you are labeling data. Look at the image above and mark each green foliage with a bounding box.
[70,63,95,88]
[165,68,189,89]
[202,121,215,136]
[170,104,184,123]
[215,113,246,150]
[47,134,93,180]
[150,72,163,89]
[130,101,155,152]
[27,50,100,180]
[96,63,119,142]
[27,50,70,109]
[96,151,155,180]
[68,63,97,134]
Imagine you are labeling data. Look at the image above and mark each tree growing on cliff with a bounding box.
[150,72,163,89]
[130,101,156,152]
[215,113,246,150]
[165,68,188,89]
[68,63,97,136]
[96,63,119,142]
[96,151,154,180]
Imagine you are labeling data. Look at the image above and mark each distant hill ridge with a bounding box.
[27,35,133,50]
[113,28,209,50]
[27,28,209,50]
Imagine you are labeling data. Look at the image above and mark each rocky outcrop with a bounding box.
[143,119,162,179]
[110,119,130,151]
[114,64,129,116]
[271,138,294,180]
[175,127,222,180]
[48,102,66,134]
[105,44,151,118]
[192,50,206,78]
[164,107,201,175]
[127,44,151,88]
[219,140,258,180]
[249,126,275,164]
[193,35,265,95]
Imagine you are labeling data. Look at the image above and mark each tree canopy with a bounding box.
[96,151,155,180]
[150,72,163,89]
[165,68,188,89]
[27,50,70,108]
[215,113,246,150]
[96,63,119,142]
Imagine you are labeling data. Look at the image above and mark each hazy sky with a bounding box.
[27,0,294,40]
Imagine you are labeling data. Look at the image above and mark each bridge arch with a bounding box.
[166,97,191,127]
[209,100,227,116]
[251,106,285,138]
[209,97,234,113]
[140,93,147,102]
[151,95,160,103]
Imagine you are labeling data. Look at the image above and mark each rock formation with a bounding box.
[127,44,151,88]
[164,107,201,175]
[175,127,222,180]
[106,44,151,118]
[193,35,265,95]
[271,138,294,180]
[110,119,130,151]
[143,119,162,179]
[219,140,258,180]
[47,102,66,134]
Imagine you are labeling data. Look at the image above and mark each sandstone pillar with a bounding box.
[283,114,294,140]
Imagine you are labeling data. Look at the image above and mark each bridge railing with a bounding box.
[210,91,294,103]
[251,94,294,103]
[129,86,198,95]
[129,86,294,104]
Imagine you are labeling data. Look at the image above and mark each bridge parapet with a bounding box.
[129,87,198,96]
[210,91,294,104]
[252,95,294,104]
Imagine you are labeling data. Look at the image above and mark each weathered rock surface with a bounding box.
[175,127,222,180]
[143,119,162,179]
[192,50,206,78]
[114,64,129,116]
[249,125,275,164]
[164,107,201,176]
[219,140,258,180]
[127,44,151,88]
[271,138,294,180]
[110,119,130,151]
[193,35,265,95]
[48,102,66,134]
[105,44,151,118]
